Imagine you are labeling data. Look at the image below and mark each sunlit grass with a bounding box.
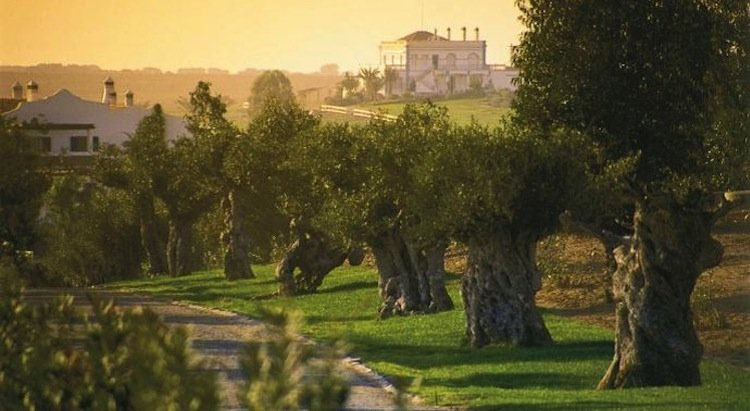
[108,265,750,409]
[361,97,511,126]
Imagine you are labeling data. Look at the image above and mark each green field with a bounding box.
[108,266,750,410]
[360,97,511,126]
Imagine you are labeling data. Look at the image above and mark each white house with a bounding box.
[379,28,518,96]
[2,77,187,156]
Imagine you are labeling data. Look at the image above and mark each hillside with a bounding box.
[0,65,340,125]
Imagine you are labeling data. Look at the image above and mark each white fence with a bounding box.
[319,105,398,122]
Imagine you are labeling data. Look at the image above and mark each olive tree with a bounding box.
[273,121,365,296]
[95,106,170,275]
[513,0,750,387]
[184,82,254,280]
[226,97,352,295]
[310,104,456,317]
[419,119,591,346]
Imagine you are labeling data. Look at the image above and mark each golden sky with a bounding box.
[0,0,523,73]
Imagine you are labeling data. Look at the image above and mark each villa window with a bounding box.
[432,55,439,69]
[93,136,100,151]
[70,136,88,152]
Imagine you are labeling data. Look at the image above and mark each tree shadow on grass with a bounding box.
[470,399,725,410]
[306,314,375,325]
[317,280,377,295]
[430,371,590,390]
[347,336,613,370]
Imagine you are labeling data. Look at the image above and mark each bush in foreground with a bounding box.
[0,267,219,410]
[241,309,349,411]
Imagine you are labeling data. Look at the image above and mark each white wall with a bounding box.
[488,69,518,90]
[5,89,187,155]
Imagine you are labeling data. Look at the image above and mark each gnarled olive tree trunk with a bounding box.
[461,229,552,347]
[136,192,167,275]
[371,230,453,318]
[598,196,724,389]
[167,218,198,277]
[222,190,254,280]
[275,229,359,296]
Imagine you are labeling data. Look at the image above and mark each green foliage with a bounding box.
[703,0,750,191]
[309,102,456,248]
[513,0,749,191]
[193,203,226,268]
[240,310,349,411]
[225,98,322,260]
[514,0,716,183]
[0,117,51,275]
[419,117,592,243]
[359,68,384,101]
[39,175,144,285]
[249,70,296,115]
[0,265,219,410]
[326,72,363,105]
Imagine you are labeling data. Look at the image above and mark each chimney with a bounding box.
[124,90,134,107]
[11,81,23,99]
[447,27,451,40]
[102,76,116,105]
[475,27,480,41]
[462,27,467,41]
[433,28,438,40]
[26,80,38,102]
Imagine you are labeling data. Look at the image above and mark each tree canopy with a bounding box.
[249,70,296,114]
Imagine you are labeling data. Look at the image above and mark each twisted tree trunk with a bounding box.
[136,192,167,275]
[275,230,359,296]
[222,190,254,280]
[371,230,453,318]
[598,196,724,389]
[461,229,552,347]
[167,218,197,277]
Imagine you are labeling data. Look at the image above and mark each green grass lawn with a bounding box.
[107,265,750,410]
[360,97,510,126]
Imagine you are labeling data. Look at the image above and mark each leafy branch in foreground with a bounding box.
[240,309,349,411]
[0,266,219,410]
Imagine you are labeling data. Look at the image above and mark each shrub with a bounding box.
[0,266,220,410]
[39,175,144,285]
[240,310,349,410]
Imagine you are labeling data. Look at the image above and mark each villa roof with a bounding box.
[400,30,447,41]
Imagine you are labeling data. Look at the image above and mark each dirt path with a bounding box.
[23,288,424,411]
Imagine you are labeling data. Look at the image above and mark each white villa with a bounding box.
[379,28,518,96]
[2,77,186,156]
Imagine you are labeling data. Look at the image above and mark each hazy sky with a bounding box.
[0,0,524,73]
